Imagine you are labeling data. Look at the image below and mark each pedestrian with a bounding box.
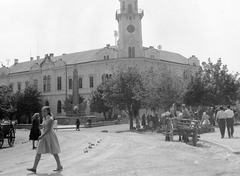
[141,114,146,128]
[216,106,227,138]
[87,117,92,127]
[117,115,121,124]
[181,104,191,119]
[136,115,140,130]
[76,119,80,131]
[29,113,41,149]
[27,106,63,173]
[53,118,58,131]
[225,106,234,138]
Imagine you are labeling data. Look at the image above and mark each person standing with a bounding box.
[216,106,227,138]
[225,106,235,138]
[27,106,63,173]
[76,119,80,131]
[29,113,41,149]
[141,114,146,128]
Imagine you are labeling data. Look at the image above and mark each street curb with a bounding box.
[200,139,240,154]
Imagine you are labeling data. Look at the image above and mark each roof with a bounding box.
[8,47,191,74]
[9,48,102,74]
[159,50,188,65]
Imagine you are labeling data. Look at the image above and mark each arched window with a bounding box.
[128,4,133,13]
[131,47,135,57]
[109,74,112,79]
[45,101,49,106]
[102,74,105,82]
[57,101,62,113]
[106,74,109,79]
[107,55,109,60]
[128,47,132,57]
[104,56,106,60]
[69,78,73,89]
[43,76,47,91]
[135,1,138,10]
[47,75,51,91]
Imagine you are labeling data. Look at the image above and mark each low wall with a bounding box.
[57,115,97,125]
[15,124,43,130]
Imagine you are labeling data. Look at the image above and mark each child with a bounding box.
[53,118,58,131]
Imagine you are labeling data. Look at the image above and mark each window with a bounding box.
[89,76,94,88]
[123,1,125,10]
[129,16,132,20]
[57,101,62,113]
[132,47,135,57]
[135,1,137,10]
[107,55,109,60]
[69,78,73,89]
[17,82,21,91]
[57,77,62,90]
[79,77,83,89]
[47,75,51,91]
[128,4,133,13]
[45,101,49,106]
[128,47,135,57]
[43,76,47,91]
[25,81,29,89]
[104,56,106,60]
[34,79,38,90]
[193,62,196,66]
[128,47,132,57]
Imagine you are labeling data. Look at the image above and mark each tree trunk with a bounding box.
[103,112,107,121]
[129,110,134,130]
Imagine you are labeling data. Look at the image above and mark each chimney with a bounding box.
[30,57,34,61]
[49,53,54,57]
[106,44,110,48]
[62,53,67,56]
[158,45,162,50]
[149,46,154,49]
[37,56,40,60]
[45,54,49,58]
[14,59,18,65]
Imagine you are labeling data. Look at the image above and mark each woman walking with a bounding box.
[29,113,41,149]
[27,106,63,173]
[76,119,80,131]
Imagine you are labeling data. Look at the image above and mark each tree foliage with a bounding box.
[0,86,15,120]
[184,58,240,106]
[89,85,112,121]
[102,65,144,129]
[11,85,42,123]
[139,66,189,111]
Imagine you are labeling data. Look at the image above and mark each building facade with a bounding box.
[0,0,200,117]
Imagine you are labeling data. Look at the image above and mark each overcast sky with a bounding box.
[0,0,240,73]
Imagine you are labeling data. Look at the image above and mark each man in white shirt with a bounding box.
[216,107,227,138]
[225,106,234,138]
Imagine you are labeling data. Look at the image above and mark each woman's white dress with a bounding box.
[37,116,60,154]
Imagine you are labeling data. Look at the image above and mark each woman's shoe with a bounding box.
[53,166,63,171]
[27,168,36,173]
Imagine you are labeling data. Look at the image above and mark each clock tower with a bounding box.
[116,0,144,58]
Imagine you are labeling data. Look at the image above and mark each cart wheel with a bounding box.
[0,133,3,148]
[8,128,15,147]
[192,129,197,146]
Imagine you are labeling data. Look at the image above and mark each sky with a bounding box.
[0,0,240,73]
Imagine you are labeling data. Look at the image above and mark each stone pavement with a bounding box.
[201,125,240,153]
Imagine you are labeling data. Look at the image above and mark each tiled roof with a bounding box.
[159,50,188,65]
[9,47,190,74]
[9,48,102,74]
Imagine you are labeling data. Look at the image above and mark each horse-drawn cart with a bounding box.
[163,115,200,146]
[0,122,15,148]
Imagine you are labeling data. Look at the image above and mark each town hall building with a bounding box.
[0,0,200,118]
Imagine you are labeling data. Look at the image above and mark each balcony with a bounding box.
[116,8,144,21]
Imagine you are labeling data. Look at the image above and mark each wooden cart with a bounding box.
[0,122,15,148]
[164,117,200,146]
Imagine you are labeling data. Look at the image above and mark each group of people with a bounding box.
[216,106,235,138]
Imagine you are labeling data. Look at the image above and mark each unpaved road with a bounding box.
[0,125,240,176]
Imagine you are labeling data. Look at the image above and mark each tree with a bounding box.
[140,66,188,111]
[62,94,85,113]
[184,58,240,106]
[89,85,112,121]
[102,65,144,129]
[0,86,16,120]
[11,85,42,123]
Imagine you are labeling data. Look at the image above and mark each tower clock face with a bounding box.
[127,24,135,33]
